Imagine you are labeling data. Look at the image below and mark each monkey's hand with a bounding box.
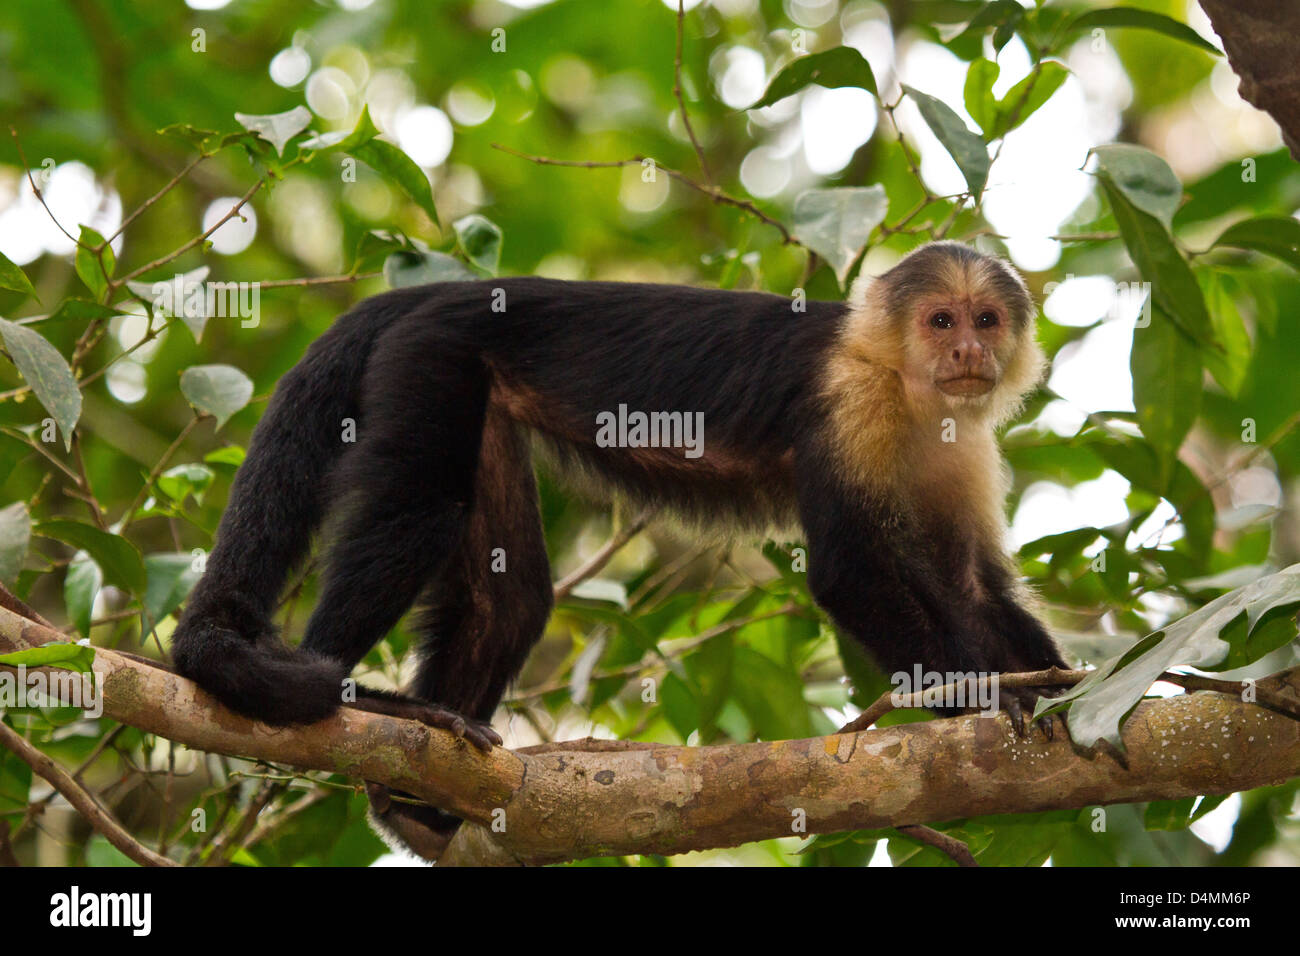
[999,685,1070,741]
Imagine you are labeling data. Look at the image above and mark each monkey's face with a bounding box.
[908,295,1013,402]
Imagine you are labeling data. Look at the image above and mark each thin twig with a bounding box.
[673,0,712,186]
[511,601,801,701]
[491,143,800,246]
[837,664,1300,736]
[119,413,206,533]
[202,778,282,866]
[9,127,80,246]
[896,824,979,866]
[255,271,382,289]
[553,507,656,601]
[104,154,206,245]
[0,720,177,866]
[117,178,264,285]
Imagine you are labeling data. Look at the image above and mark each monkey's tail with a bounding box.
[172,290,419,724]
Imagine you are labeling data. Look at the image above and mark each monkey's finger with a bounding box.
[416,706,499,753]
[461,723,502,753]
[1002,693,1026,737]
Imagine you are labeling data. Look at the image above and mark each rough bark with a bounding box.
[2,604,1298,866]
[1200,0,1300,158]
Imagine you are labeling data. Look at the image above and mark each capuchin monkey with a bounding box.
[172,240,1067,858]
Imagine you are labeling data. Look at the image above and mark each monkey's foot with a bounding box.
[410,705,503,753]
[365,783,462,861]
[999,687,1069,740]
[346,691,503,751]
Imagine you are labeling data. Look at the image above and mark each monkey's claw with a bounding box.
[999,688,1062,740]
[415,705,502,752]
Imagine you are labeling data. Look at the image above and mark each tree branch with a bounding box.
[4,600,1298,866]
[1199,1,1300,158]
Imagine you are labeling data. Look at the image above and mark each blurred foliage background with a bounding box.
[1,0,1299,867]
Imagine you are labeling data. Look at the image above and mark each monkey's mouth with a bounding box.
[937,375,997,397]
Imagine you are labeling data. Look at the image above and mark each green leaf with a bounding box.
[0,250,38,301]
[0,502,31,586]
[156,463,215,506]
[902,85,990,200]
[991,61,1068,138]
[143,553,202,626]
[46,299,122,325]
[203,445,246,468]
[234,106,313,156]
[0,642,96,672]
[951,0,1025,53]
[0,432,29,491]
[730,647,815,740]
[157,123,220,152]
[792,186,888,285]
[963,58,999,137]
[303,105,379,153]
[74,225,113,301]
[660,672,699,742]
[64,552,102,638]
[0,745,32,813]
[126,266,212,341]
[1147,793,1230,831]
[1069,8,1221,57]
[1129,305,1201,478]
[34,521,146,594]
[383,250,474,288]
[685,630,734,738]
[1091,144,1182,228]
[1199,271,1250,397]
[346,129,440,227]
[1091,439,1213,558]
[179,364,253,429]
[84,834,138,867]
[0,318,81,450]
[352,229,411,273]
[1039,563,1300,749]
[453,214,503,276]
[1212,216,1300,271]
[1095,175,1213,348]
[747,46,877,110]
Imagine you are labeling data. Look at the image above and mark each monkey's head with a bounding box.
[850,241,1045,424]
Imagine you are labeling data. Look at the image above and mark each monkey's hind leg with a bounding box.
[367,409,554,860]
[296,330,492,729]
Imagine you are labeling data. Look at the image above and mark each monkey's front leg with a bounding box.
[799,497,993,681]
[346,687,502,752]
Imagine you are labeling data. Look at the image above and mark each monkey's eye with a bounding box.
[976,311,999,328]
[929,312,954,330]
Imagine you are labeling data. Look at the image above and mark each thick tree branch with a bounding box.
[3,603,1298,866]
[1199,1,1300,158]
